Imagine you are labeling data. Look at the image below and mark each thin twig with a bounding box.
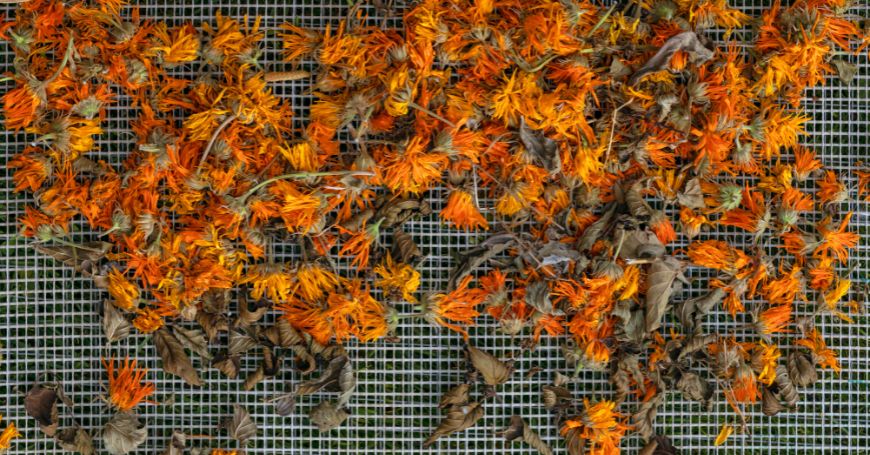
[408,101,456,127]
[197,114,237,170]
[604,99,634,164]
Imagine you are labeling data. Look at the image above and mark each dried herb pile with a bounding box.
[2,0,868,453]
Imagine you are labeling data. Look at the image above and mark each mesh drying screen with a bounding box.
[0,1,867,454]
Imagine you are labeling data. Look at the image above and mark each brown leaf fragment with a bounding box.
[195,311,228,342]
[629,31,714,84]
[787,351,818,387]
[676,372,712,405]
[153,328,203,386]
[224,404,257,444]
[228,331,259,356]
[640,435,678,455]
[519,117,560,173]
[55,427,94,455]
[34,242,112,276]
[677,178,705,209]
[161,430,186,455]
[467,346,512,386]
[290,344,317,374]
[632,393,664,440]
[393,229,422,264]
[761,387,785,416]
[296,355,350,397]
[102,300,131,343]
[541,385,572,409]
[438,384,470,409]
[500,415,553,455]
[25,383,58,436]
[212,352,241,379]
[335,358,356,407]
[243,367,266,391]
[644,257,684,333]
[617,229,665,260]
[173,325,211,360]
[832,59,858,85]
[578,205,615,252]
[236,292,268,328]
[309,401,349,432]
[263,319,304,347]
[423,402,484,447]
[102,412,147,455]
[773,365,799,407]
[448,232,515,289]
[273,394,295,416]
[562,427,587,455]
[525,281,554,314]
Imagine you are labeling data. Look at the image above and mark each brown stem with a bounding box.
[197,114,237,170]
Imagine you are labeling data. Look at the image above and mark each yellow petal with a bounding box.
[714,424,733,446]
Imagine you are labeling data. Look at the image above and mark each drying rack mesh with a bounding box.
[0,1,867,454]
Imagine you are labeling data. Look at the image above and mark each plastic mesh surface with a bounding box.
[0,1,867,454]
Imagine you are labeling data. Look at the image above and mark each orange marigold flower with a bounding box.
[792,146,822,182]
[649,211,676,244]
[778,187,813,225]
[679,207,707,239]
[150,23,200,63]
[293,262,340,302]
[808,256,835,291]
[823,278,851,313]
[751,341,780,386]
[374,254,420,303]
[269,181,325,234]
[107,268,139,310]
[338,220,381,270]
[424,276,486,338]
[0,416,19,452]
[560,399,629,455]
[379,137,447,195]
[763,266,802,306]
[816,212,858,263]
[687,240,750,274]
[210,451,239,455]
[795,328,840,372]
[816,170,847,206]
[755,303,792,335]
[241,263,293,303]
[2,84,40,130]
[732,364,760,403]
[8,150,51,192]
[132,308,164,333]
[103,357,156,412]
[440,189,488,231]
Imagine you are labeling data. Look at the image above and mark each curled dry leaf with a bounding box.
[500,415,553,455]
[787,351,818,388]
[173,325,211,360]
[33,242,112,277]
[55,427,94,455]
[438,383,470,409]
[212,352,241,379]
[228,331,259,356]
[102,300,131,343]
[224,404,257,444]
[761,387,785,416]
[25,383,59,436]
[161,430,186,455]
[774,365,799,407]
[448,232,515,289]
[467,346,511,386]
[308,401,349,432]
[541,385,572,410]
[296,355,351,397]
[644,256,684,333]
[153,327,203,386]
[676,372,712,405]
[102,412,147,455]
[392,229,422,264]
[519,117,560,173]
[630,31,714,84]
[263,319,304,348]
[423,402,484,447]
[640,435,678,455]
[562,427,587,455]
[236,292,268,328]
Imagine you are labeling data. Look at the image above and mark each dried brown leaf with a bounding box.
[541,385,572,409]
[677,178,705,209]
[102,300,131,343]
[296,355,351,397]
[467,346,511,386]
[224,404,257,443]
[562,427,587,455]
[761,386,784,416]
[500,415,553,455]
[263,319,304,347]
[212,352,240,379]
[173,325,211,360]
[578,205,615,252]
[833,59,858,85]
[618,229,665,260]
[228,331,258,356]
[102,412,147,455]
[774,364,799,407]
[644,257,684,333]
[196,311,228,342]
[34,242,112,276]
[161,430,186,455]
[524,281,554,314]
[788,351,818,388]
[236,293,268,328]
[423,402,484,447]
[519,117,560,173]
[676,371,712,405]
[630,31,714,84]
[55,427,94,455]
[640,435,678,455]
[309,401,349,432]
[439,383,470,409]
[153,328,203,386]
[25,383,58,436]
[393,229,422,264]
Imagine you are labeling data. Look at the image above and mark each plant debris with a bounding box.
[1,0,866,452]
